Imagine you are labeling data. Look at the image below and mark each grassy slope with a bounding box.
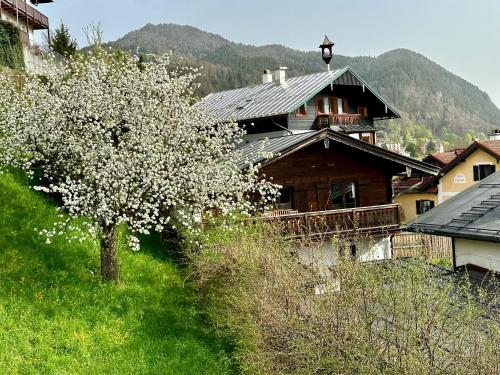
[0,171,232,374]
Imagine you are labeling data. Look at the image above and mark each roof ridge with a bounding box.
[202,69,341,98]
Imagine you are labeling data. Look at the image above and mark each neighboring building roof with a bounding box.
[407,171,500,243]
[337,124,375,133]
[235,128,440,176]
[440,140,500,175]
[423,149,464,167]
[393,176,437,195]
[197,66,400,122]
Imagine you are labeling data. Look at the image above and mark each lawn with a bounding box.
[0,171,232,374]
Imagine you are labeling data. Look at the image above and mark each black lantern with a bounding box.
[319,35,334,66]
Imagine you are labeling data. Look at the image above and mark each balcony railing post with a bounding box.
[263,203,401,238]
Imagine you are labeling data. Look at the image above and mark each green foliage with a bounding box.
[193,226,499,374]
[0,170,232,374]
[0,20,25,70]
[51,22,78,58]
[405,142,418,157]
[106,24,500,139]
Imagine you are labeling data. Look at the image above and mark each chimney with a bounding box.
[274,66,287,85]
[490,129,500,141]
[262,69,273,84]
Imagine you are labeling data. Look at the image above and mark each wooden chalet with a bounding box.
[198,38,440,241]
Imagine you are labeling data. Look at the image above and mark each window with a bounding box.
[358,105,368,117]
[317,97,329,114]
[294,103,307,116]
[278,187,294,209]
[317,97,348,115]
[416,200,435,215]
[349,133,360,140]
[331,182,357,209]
[336,98,344,114]
[361,132,372,143]
[350,244,357,259]
[473,164,496,181]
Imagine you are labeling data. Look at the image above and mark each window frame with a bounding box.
[473,164,496,182]
[416,199,435,215]
[294,103,308,117]
[277,186,294,209]
[331,182,358,210]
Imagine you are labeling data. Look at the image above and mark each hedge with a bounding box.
[0,20,25,70]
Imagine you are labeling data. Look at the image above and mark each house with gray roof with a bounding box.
[198,37,439,247]
[408,171,500,273]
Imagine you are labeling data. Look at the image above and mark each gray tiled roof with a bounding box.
[197,67,400,122]
[408,171,500,242]
[338,124,376,133]
[235,132,315,169]
[235,129,440,176]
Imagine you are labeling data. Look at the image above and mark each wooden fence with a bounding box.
[392,232,452,260]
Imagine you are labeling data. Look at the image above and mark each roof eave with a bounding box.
[257,129,440,176]
[406,224,500,244]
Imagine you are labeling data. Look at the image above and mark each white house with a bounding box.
[0,0,53,72]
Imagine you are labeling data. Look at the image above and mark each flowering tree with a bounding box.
[0,49,276,281]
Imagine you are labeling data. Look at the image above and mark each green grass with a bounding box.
[0,171,232,374]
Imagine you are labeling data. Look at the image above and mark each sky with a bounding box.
[36,0,500,107]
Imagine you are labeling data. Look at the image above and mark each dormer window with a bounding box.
[294,103,307,117]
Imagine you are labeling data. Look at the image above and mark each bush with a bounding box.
[0,20,25,70]
[192,225,500,374]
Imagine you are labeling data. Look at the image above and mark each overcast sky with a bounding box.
[37,0,500,107]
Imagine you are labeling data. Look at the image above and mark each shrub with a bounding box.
[192,226,500,374]
[0,20,25,70]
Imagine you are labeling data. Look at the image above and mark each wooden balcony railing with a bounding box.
[262,204,401,238]
[1,0,49,29]
[316,114,362,129]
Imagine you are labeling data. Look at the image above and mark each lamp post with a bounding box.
[319,35,334,71]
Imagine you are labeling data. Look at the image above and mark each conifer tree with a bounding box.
[51,22,77,58]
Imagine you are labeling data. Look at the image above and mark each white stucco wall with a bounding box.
[1,10,34,37]
[454,238,500,272]
[0,11,44,73]
[297,235,392,276]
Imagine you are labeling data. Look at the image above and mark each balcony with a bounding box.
[0,0,49,30]
[315,114,363,129]
[19,29,43,54]
[262,204,401,239]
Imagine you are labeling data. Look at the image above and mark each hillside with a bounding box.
[107,23,500,148]
[0,170,232,374]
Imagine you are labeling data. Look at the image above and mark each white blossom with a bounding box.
[0,48,278,249]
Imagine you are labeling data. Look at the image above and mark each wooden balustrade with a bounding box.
[315,114,362,129]
[262,204,401,238]
[1,0,49,29]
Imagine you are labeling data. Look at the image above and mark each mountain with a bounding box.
[106,23,500,148]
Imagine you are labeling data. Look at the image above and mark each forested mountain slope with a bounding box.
[107,23,500,148]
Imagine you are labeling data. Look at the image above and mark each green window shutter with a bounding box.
[473,165,479,181]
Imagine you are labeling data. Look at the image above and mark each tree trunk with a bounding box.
[100,224,119,282]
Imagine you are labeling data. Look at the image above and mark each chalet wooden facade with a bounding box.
[198,46,440,240]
